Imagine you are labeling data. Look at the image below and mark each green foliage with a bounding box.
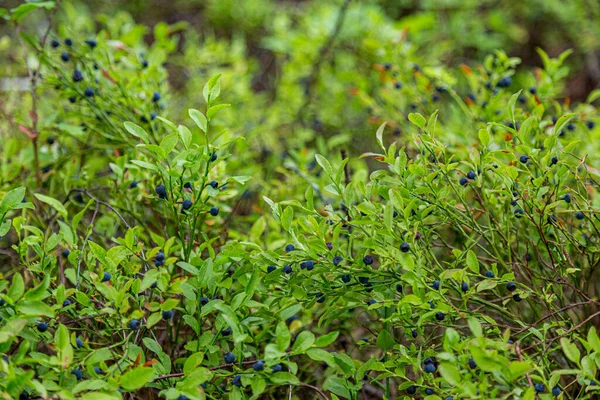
[1,1,600,399]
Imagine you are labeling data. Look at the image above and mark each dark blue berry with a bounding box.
[468,358,477,369]
[232,375,242,387]
[435,312,445,321]
[73,69,83,82]
[467,170,477,180]
[341,274,351,283]
[283,265,292,274]
[333,256,342,266]
[51,39,60,48]
[514,209,524,218]
[272,364,283,372]
[497,76,512,88]
[363,255,374,265]
[210,152,218,162]
[358,277,369,285]
[512,294,522,302]
[199,297,209,306]
[102,272,111,282]
[129,319,141,330]
[84,87,94,97]
[425,388,435,395]
[411,330,418,338]
[85,39,97,48]
[407,386,416,394]
[484,271,494,278]
[587,121,595,129]
[224,352,236,363]
[152,91,161,102]
[432,280,440,290]
[61,52,70,62]
[76,337,83,348]
[285,244,295,252]
[300,260,314,270]
[72,369,82,380]
[252,360,264,371]
[563,193,571,203]
[129,181,138,189]
[461,282,469,292]
[529,87,537,94]
[534,383,545,393]
[552,386,561,396]
[519,155,529,164]
[400,242,410,253]
[460,177,469,186]
[222,327,231,336]
[506,282,517,292]
[424,363,436,373]
[162,310,173,320]
[576,211,585,220]
[209,180,218,189]
[37,322,48,332]
[209,206,219,216]
[63,299,71,307]
[396,284,402,293]
[65,38,73,46]
[181,199,193,212]
[267,265,276,273]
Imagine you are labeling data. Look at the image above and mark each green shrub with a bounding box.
[1,1,600,400]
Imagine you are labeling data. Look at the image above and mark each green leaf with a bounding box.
[7,273,24,301]
[315,154,333,177]
[560,337,581,365]
[34,193,68,219]
[478,128,490,147]
[1,186,26,212]
[16,300,55,317]
[11,2,55,21]
[276,321,290,352]
[468,317,482,337]
[269,372,299,384]
[124,122,149,144]
[120,367,155,391]
[408,113,426,129]
[55,324,73,367]
[160,132,178,155]
[24,274,50,301]
[315,331,339,347]
[466,250,478,273]
[508,90,522,127]
[0,319,27,343]
[291,331,315,355]
[178,125,192,149]
[438,363,461,386]
[189,109,207,133]
[376,330,394,351]
[375,121,387,151]
[508,361,533,381]
[588,327,600,353]
[207,104,231,119]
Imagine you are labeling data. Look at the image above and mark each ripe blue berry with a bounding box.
[184,182,192,189]
[272,364,283,372]
[37,322,48,332]
[460,177,469,186]
[76,337,83,348]
[155,184,167,199]
[162,310,173,320]
[252,360,264,371]
[506,282,517,292]
[232,375,242,387]
[63,299,71,307]
[85,39,97,48]
[552,386,561,396]
[407,386,416,394]
[513,294,522,302]
[412,330,418,338]
[519,155,529,164]
[209,180,218,189]
[300,260,314,270]
[424,363,435,373]
[283,265,292,274]
[396,284,403,293]
[209,206,219,216]
[367,299,376,306]
[84,87,94,97]
[468,358,477,369]
[199,297,209,306]
[61,52,70,62]
[176,396,188,400]
[152,91,161,102]
[285,244,295,252]
[129,181,138,189]
[425,388,435,395]
[435,312,445,321]
[432,280,440,290]
[587,121,595,129]
[73,69,83,82]
[210,152,218,162]
[341,274,351,283]
[514,209,524,218]
[461,282,469,292]
[358,277,369,284]
[71,369,83,380]
[331,256,343,266]
[534,383,545,393]
[576,211,585,220]
[550,156,558,165]
[224,352,236,363]
[267,265,276,273]
[467,170,477,180]
[400,242,410,252]
[363,255,374,265]
[64,38,72,46]
[102,272,111,282]
[129,319,141,330]
[181,199,193,212]
[51,39,60,48]
[497,76,512,88]
[93,367,104,375]
[222,327,231,336]
[563,193,571,203]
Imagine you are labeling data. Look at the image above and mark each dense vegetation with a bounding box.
[1,1,600,399]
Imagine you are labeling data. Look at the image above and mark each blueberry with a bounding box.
[151,112,157,120]
[550,156,558,165]
[285,244,295,252]
[85,39,97,48]
[272,364,283,372]
[446,397,454,400]
[424,357,433,365]
[46,136,55,145]
[429,301,435,309]
[484,271,494,278]
[425,388,435,395]
[155,251,165,262]
[209,206,219,216]
[326,242,333,250]
[432,94,439,102]
[432,280,440,290]
[393,210,399,218]
[411,330,418,338]
[65,38,73,46]
[142,60,149,69]
[395,82,402,89]
[93,367,104,375]
[184,182,192,189]
[467,170,477,180]
[333,256,343,265]
[300,260,314,270]
[162,310,173,320]
[76,337,83,348]
[519,155,529,164]
[68,96,77,103]
[62,249,70,258]
[363,255,374,265]
[102,272,111,282]
[181,199,193,212]
[576,211,585,220]
[534,383,545,393]
[567,123,575,131]
[358,277,369,285]
[548,215,557,224]
[563,193,571,203]
[508,339,514,344]
[400,242,410,253]
[129,319,141,330]
[506,282,517,292]
[150,281,158,289]
[367,299,376,306]
[210,152,218,162]
[512,294,522,302]
[51,39,60,48]
[383,63,392,70]
[341,274,351,283]
[19,392,29,400]
[283,265,292,274]
[435,312,445,321]
[73,69,83,82]
[587,121,595,129]
[267,265,276,273]
[552,386,561,396]
[84,87,94,97]
[529,87,537,94]
[63,299,71,306]
[518,94,526,104]
[424,363,435,373]
[222,327,232,336]
[37,322,48,332]
[42,165,51,173]
[461,282,469,292]
[459,177,469,186]
[514,209,524,218]
[396,284,403,293]
[232,375,242,387]
[61,52,70,62]
[152,91,161,102]
[155,184,167,199]
[468,358,477,369]
[497,76,512,88]
[129,180,138,189]
[252,360,264,371]
[209,180,218,189]
[199,297,209,306]
[176,396,188,400]
[407,386,416,395]
[224,352,236,363]
[71,368,82,380]
[525,253,532,262]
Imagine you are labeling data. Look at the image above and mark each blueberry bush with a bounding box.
[1,1,600,399]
